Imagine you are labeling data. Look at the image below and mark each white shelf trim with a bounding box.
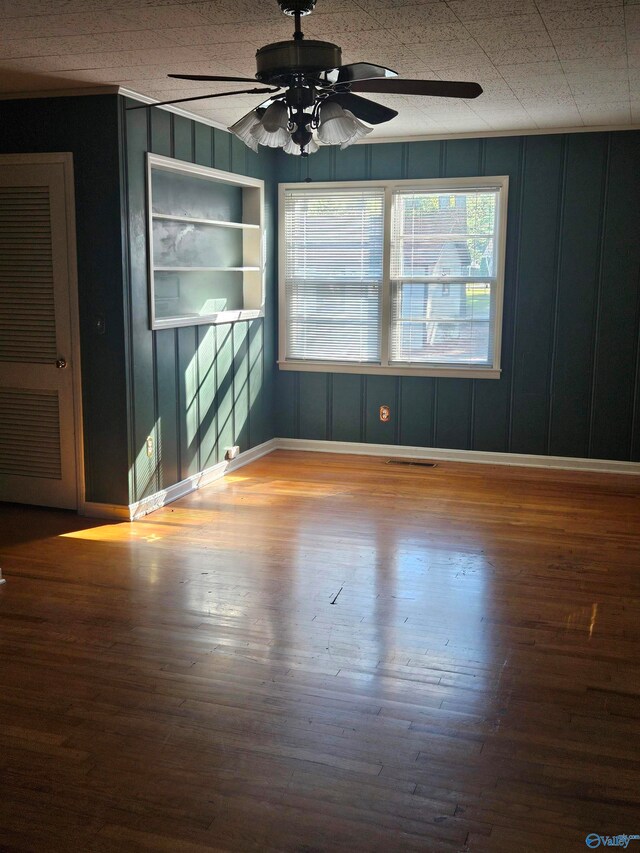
[154,266,261,272]
[152,213,259,229]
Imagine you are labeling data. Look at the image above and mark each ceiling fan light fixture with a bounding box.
[250,102,291,147]
[317,100,370,145]
[260,100,289,132]
[251,123,291,148]
[338,109,373,149]
[283,135,319,156]
[228,111,262,152]
[174,2,482,158]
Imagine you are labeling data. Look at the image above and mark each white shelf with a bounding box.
[147,153,265,331]
[153,309,263,330]
[152,213,259,230]
[154,266,260,273]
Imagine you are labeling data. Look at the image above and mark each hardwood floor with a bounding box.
[1,450,640,852]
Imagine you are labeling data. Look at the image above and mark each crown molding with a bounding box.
[359,123,640,144]
[0,85,119,100]
[118,87,229,131]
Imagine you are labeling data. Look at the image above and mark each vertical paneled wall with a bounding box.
[275,131,640,462]
[120,98,277,503]
[0,95,130,505]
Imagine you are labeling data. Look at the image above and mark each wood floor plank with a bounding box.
[1,450,639,851]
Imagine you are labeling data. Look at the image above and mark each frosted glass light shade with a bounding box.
[317,101,359,145]
[251,123,291,148]
[250,101,291,147]
[227,111,261,153]
[283,135,319,156]
[261,101,289,132]
[339,110,373,149]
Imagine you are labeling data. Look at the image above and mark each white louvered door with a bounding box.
[0,157,79,509]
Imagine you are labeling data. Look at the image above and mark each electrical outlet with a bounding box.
[379,405,391,422]
[146,436,153,458]
[225,445,240,460]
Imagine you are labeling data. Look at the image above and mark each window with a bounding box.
[147,154,264,330]
[279,177,508,378]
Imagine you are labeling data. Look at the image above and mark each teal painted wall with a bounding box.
[0,95,129,504]
[120,98,278,504]
[275,131,640,462]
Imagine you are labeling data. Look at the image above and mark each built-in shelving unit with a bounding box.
[147,153,265,330]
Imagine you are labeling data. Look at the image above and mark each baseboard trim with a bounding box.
[82,436,639,521]
[82,502,132,520]
[82,439,278,521]
[276,438,640,476]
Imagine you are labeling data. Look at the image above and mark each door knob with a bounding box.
[55,358,67,369]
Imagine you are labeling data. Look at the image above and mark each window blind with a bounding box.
[390,188,498,366]
[284,187,384,363]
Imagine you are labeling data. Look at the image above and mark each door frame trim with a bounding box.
[0,152,85,511]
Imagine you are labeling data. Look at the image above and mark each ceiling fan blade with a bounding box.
[349,79,483,99]
[168,74,259,83]
[326,92,398,125]
[318,62,397,85]
[127,88,279,110]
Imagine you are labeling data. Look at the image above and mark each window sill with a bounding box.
[278,360,501,379]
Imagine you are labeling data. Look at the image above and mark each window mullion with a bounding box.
[380,185,393,367]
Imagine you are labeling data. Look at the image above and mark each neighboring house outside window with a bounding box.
[279,176,509,379]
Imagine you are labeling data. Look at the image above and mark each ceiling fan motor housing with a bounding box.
[256,40,342,84]
[277,0,316,15]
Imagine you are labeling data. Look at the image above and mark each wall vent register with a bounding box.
[147,154,265,330]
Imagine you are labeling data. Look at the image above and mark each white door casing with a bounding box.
[0,153,84,510]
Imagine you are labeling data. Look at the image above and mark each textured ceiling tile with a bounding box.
[510,78,574,97]
[418,100,480,116]
[320,29,404,50]
[303,9,383,34]
[367,2,458,28]
[446,0,537,20]
[359,0,446,9]
[551,24,626,45]
[485,115,541,127]
[484,46,558,65]
[464,13,548,36]
[578,104,631,122]
[430,60,505,81]
[561,54,628,71]
[349,47,435,73]
[0,11,123,39]
[534,0,620,10]
[554,37,627,59]
[570,83,630,103]
[497,60,565,80]
[625,4,640,34]
[187,0,283,22]
[470,101,531,114]
[388,22,473,46]
[0,36,102,60]
[565,66,629,85]
[406,43,483,65]
[116,6,216,28]
[543,6,624,27]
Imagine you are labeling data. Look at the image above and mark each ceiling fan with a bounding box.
[131,0,483,156]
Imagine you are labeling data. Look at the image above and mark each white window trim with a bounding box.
[278,175,509,379]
